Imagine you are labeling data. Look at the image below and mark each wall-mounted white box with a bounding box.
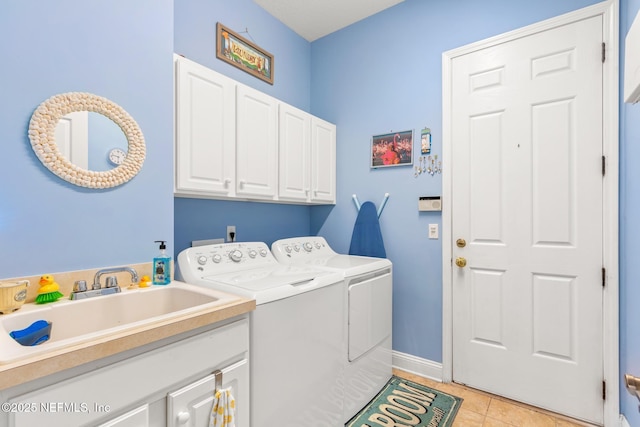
[419,196,441,211]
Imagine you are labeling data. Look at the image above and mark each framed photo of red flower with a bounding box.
[371,130,414,168]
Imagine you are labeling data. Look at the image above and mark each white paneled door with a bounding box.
[450,15,604,424]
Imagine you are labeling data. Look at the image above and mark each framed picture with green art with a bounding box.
[216,22,274,84]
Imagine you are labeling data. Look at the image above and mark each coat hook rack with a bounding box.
[352,193,390,218]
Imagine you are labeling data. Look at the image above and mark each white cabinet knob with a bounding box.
[177,411,190,424]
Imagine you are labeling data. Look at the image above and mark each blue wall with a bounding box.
[0,1,174,277]
[621,0,640,423]
[310,0,604,366]
[173,0,314,257]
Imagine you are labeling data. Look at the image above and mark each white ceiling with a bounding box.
[253,0,405,42]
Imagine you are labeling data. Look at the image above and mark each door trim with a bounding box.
[441,1,619,425]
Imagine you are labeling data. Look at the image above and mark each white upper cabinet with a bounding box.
[279,103,311,202]
[278,104,336,204]
[310,117,336,204]
[174,55,236,197]
[174,55,336,205]
[236,85,278,200]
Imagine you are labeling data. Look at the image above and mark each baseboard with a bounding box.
[392,351,443,382]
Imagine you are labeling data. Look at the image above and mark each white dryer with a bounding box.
[271,236,392,423]
[177,242,345,427]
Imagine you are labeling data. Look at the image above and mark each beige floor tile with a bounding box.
[453,408,485,427]
[486,399,556,427]
[439,383,491,416]
[483,417,515,427]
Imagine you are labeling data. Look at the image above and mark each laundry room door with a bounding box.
[450,15,604,424]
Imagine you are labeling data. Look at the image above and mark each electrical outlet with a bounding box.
[429,224,439,239]
[226,225,236,242]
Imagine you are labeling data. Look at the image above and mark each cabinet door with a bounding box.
[97,405,150,427]
[175,56,236,196]
[278,103,311,201]
[310,117,336,204]
[236,85,278,199]
[167,359,249,427]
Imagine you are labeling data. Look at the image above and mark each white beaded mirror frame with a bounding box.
[28,92,146,189]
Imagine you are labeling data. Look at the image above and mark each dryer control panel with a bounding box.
[271,236,336,262]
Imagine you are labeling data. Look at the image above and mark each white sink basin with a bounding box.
[0,281,242,364]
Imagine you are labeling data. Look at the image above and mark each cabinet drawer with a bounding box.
[96,405,150,427]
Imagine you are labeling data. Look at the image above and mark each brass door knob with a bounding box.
[456,238,466,248]
[455,257,467,268]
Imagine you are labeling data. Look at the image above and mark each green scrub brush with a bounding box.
[35,275,64,304]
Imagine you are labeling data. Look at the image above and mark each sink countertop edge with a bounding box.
[0,296,256,390]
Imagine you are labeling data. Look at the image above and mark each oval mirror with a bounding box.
[29,92,145,188]
[55,111,129,172]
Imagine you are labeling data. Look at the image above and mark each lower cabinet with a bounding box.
[167,359,249,427]
[3,317,249,427]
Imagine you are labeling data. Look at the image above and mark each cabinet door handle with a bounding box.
[224,178,231,187]
[239,180,245,189]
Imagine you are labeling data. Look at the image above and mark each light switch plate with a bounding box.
[429,224,439,239]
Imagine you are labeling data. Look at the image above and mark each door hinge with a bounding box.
[602,42,606,63]
[602,380,606,400]
[602,155,606,176]
[602,267,606,288]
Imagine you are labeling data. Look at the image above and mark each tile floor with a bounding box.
[393,369,597,427]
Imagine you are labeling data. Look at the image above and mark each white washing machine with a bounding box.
[176,242,345,427]
[271,236,392,423]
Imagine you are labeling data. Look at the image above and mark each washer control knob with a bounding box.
[315,242,321,249]
[285,245,292,253]
[197,256,208,265]
[212,254,222,263]
[303,242,313,252]
[248,250,257,258]
[260,249,268,257]
[294,244,300,252]
[229,250,243,262]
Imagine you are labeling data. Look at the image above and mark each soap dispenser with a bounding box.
[153,240,171,285]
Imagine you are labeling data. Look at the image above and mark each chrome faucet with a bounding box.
[70,267,139,300]
[93,267,139,289]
